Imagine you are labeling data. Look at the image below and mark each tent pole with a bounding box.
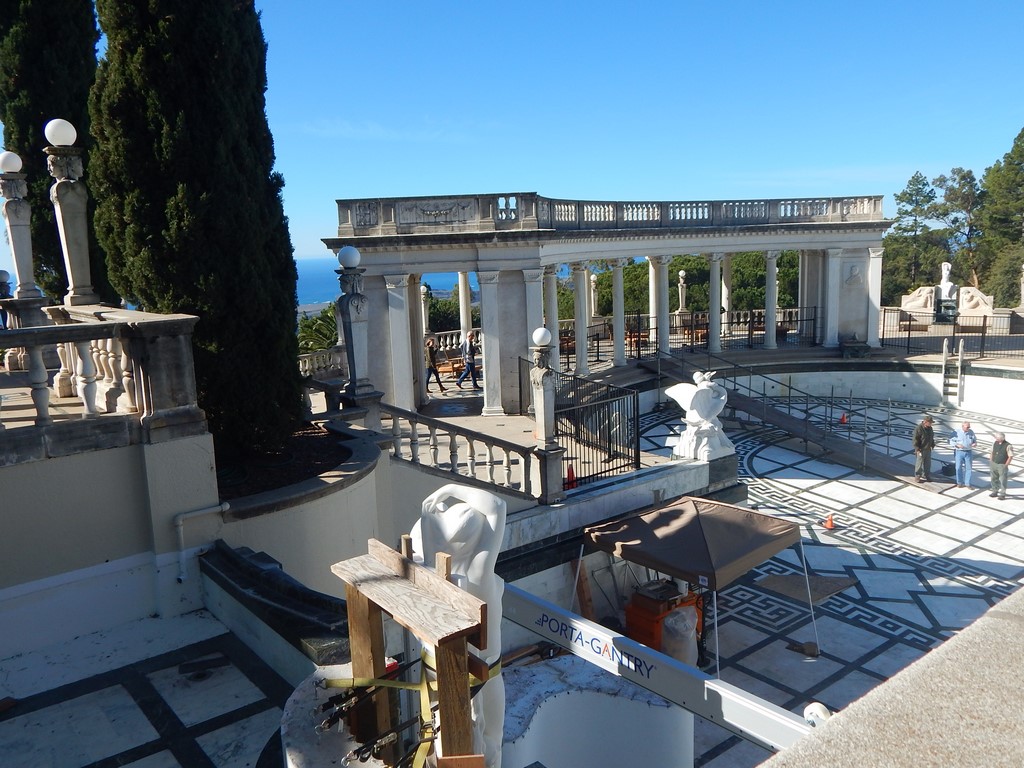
[570,543,585,613]
[713,591,721,678]
[799,538,822,653]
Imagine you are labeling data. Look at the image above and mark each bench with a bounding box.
[435,348,465,378]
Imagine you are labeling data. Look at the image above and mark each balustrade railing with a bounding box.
[336,193,886,236]
[381,403,536,497]
[0,299,204,448]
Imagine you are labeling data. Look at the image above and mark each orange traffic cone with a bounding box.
[838,412,848,425]
[822,513,835,530]
[565,464,577,490]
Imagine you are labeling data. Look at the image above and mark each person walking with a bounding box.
[456,331,482,390]
[989,432,1014,500]
[912,414,936,482]
[949,421,978,488]
[424,338,446,393]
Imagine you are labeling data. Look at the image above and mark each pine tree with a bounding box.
[89,0,302,455]
[0,0,111,301]
[980,126,1024,250]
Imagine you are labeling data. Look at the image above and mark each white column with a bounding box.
[458,271,473,336]
[611,258,627,367]
[420,283,430,334]
[47,149,98,306]
[709,253,723,354]
[524,269,544,352]
[478,270,505,416]
[417,280,429,400]
[0,173,41,299]
[764,250,779,350]
[721,254,732,335]
[543,266,561,372]
[573,263,590,375]
[589,273,599,322]
[647,257,657,336]
[867,247,883,346]
[824,248,843,347]
[385,274,416,411]
[653,255,671,354]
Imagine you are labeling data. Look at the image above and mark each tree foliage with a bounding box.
[297,306,337,352]
[980,126,1024,251]
[89,0,301,456]
[0,0,112,301]
[931,168,985,287]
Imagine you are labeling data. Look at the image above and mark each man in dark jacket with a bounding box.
[912,414,936,482]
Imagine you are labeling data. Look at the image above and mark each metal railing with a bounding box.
[550,368,639,488]
[879,307,1024,359]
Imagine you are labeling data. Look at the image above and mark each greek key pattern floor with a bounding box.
[639,398,1024,767]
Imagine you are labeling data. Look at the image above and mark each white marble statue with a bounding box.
[938,261,958,301]
[900,286,935,311]
[665,371,736,461]
[412,484,506,768]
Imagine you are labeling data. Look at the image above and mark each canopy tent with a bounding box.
[584,497,800,591]
[583,497,814,673]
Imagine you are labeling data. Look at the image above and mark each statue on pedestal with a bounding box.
[412,484,506,768]
[935,261,959,323]
[665,371,736,461]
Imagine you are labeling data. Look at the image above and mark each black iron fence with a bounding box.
[879,307,1024,359]
[518,358,640,488]
[621,306,819,360]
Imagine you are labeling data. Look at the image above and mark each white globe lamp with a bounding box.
[532,327,552,347]
[44,119,77,147]
[337,245,361,269]
[0,151,23,173]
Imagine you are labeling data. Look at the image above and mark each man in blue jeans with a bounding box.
[949,421,978,488]
[456,331,482,390]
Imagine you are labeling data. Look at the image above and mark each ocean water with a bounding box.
[295,256,462,306]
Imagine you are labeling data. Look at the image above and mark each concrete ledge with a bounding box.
[764,587,1024,768]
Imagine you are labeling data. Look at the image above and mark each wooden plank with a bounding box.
[368,539,486,645]
[332,551,483,648]
[438,757,485,768]
[344,584,391,749]
[435,636,473,757]
[571,558,596,621]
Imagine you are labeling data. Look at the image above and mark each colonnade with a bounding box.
[363,246,882,418]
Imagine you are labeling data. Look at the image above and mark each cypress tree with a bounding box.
[89,0,302,456]
[0,0,111,301]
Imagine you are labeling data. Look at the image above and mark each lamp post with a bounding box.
[0,150,42,300]
[677,270,687,314]
[334,245,383,430]
[420,283,430,334]
[0,148,54,372]
[529,326,565,504]
[44,118,98,306]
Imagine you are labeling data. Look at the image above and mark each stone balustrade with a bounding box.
[0,299,206,459]
[335,193,886,237]
[381,403,538,498]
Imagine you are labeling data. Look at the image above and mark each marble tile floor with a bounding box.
[0,613,292,768]
[641,398,1024,767]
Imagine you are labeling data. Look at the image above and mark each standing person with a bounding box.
[989,432,1014,500]
[949,421,978,488]
[912,414,936,483]
[424,338,445,393]
[456,331,482,390]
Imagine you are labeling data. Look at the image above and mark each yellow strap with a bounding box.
[320,675,436,692]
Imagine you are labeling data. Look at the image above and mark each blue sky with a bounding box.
[3,0,1024,278]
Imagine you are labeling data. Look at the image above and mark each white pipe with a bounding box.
[173,502,230,582]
